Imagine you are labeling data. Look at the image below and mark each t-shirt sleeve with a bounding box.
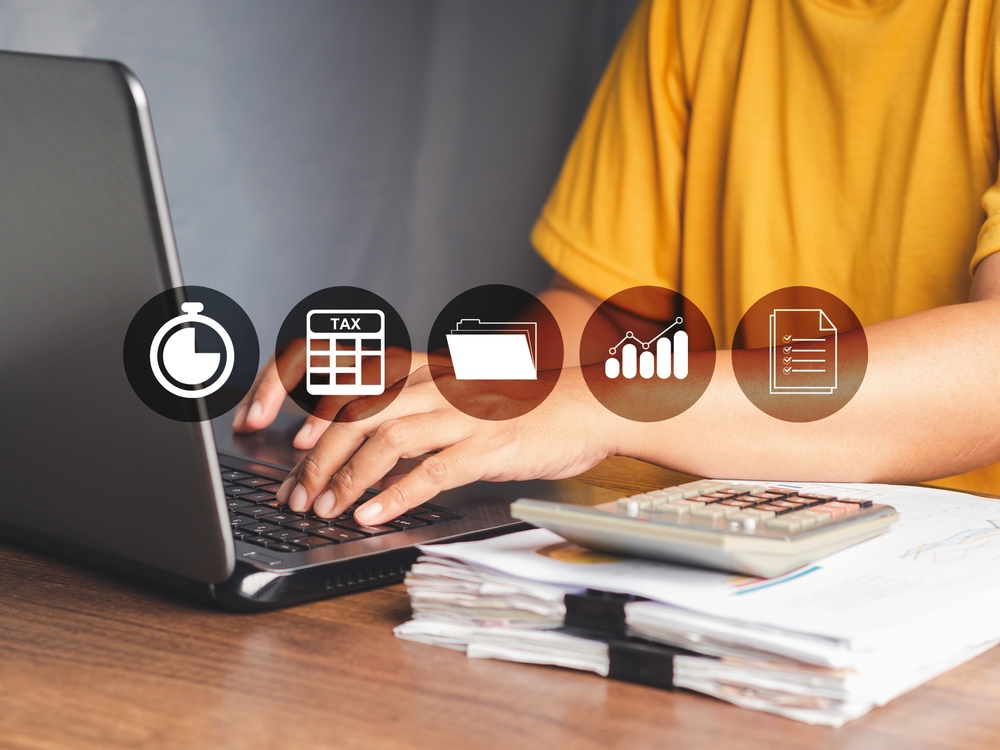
[530,0,689,300]
[972,3,1000,274]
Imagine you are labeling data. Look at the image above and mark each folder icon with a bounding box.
[446,319,537,380]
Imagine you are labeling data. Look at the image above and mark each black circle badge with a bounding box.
[124,286,259,422]
[427,285,563,420]
[579,286,716,422]
[275,287,411,421]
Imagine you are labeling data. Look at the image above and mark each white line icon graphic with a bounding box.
[306,309,385,396]
[446,319,537,380]
[604,316,687,380]
[149,302,234,399]
[769,309,838,395]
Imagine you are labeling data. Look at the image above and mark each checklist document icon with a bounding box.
[769,309,838,395]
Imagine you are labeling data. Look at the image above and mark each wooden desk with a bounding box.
[2,457,999,749]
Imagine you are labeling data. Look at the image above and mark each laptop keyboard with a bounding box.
[221,464,463,554]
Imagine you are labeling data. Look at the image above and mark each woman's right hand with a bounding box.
[232,342,418,449]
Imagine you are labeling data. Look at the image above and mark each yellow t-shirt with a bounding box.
[532,0,1000,493]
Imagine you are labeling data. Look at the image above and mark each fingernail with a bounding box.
[289,483,308,512]
[233,403,248,428]
[356,501,383,525]
[314,489,335,517]
[294,422,312,445]
[276,475,295,503]
[246,400,263,425]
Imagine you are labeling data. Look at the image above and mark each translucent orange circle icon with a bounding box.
[731,287,868,422]
[579,287,716,422]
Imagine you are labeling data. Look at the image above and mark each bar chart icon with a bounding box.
[604,316,688,380]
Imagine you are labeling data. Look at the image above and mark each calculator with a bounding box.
[510,481,899,578]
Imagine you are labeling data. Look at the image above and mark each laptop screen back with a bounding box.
[0,51,233,583]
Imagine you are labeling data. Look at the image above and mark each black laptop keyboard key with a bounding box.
[225,485,255,497]
[221,470,252,482]
[269,543,301,553]
[243,491,277,503]
[245,536,274,547]
[388,517,430,530]
[234,476,275,488]
[285,518,328,531]
[258,485,282,494]
[232,530,253,541]
[227,497,253,509]
[333,519,397,536]
[265,529,307,542]
[235,505,278,519]
[411,511,460,524]
[309,527,366,542]
[237,520,283,535]
[260,512,301,525]
[228,512,245,526]
[292,536,334,549]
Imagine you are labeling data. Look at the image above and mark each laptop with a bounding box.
[0,50,616,610]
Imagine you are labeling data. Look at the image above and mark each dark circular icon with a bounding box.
[731,286,868,422]
[124,286,259,422]
[276,287,411,420]
[427,284,563,420]
[579,286,716,422]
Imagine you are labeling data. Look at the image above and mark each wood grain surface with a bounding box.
[1,457,998,750]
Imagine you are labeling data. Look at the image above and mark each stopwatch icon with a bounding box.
[149,302,235,399]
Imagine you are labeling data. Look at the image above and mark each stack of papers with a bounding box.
[396,482,1000,727]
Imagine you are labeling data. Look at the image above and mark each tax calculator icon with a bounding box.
[305,309,385,396]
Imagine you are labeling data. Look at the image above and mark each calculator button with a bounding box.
[771,499,807,510]
[800,509,832,525]
[822,501,860,518]
[676,480,734,494]
[719,499,757,508]
[749,492,786,503]
[733,508,776,521]
[837,498,873,509]
[797,493,837,504]
[765,516,805,533]
[754,503,794,515]
[690,504,739,521]
[650,505,691,521]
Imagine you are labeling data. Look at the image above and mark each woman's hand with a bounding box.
[273,366,621,525]
[232,344,418,449]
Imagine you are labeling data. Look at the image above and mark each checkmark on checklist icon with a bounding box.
[783,366,792,374]
[784,356,792,364]
[783,334,792,343]
[784,345,792,353]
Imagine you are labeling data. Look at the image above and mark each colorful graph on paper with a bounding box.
[902,521,1000,563]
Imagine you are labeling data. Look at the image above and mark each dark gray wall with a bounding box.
[0,0,637,356]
